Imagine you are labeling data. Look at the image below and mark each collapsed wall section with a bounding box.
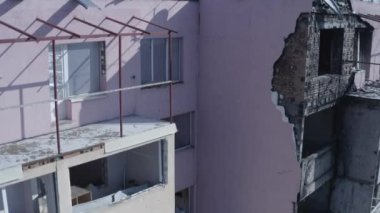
[272,14,310,159]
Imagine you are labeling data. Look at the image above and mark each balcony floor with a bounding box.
[0,115,174,171]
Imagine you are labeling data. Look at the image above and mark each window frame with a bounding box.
[317,28,344,76]
[164,111,195,150]
[48,41,105,99]
[140,37,183,86]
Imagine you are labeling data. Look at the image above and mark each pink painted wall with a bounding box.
[0,0,199,143]
[197,1,313,212]
[351,0,380,81]
[0,0,198,194]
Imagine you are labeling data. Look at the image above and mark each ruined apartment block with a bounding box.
[273,0,380,212]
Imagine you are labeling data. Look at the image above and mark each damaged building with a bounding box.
[1,0,380,213]
[273,0,380,212]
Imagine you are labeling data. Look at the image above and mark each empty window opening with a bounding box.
[165,112,195,149]
[70,140,167,212]
[141,38,182,85]
[0,173,58,213]
[48,41,105,121]
[355,29,373,78]
[302,106,339,158]
[299,181,332,213]
[318,29,344,75]
[175,188,192,213]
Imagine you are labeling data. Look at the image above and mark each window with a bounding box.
[48,41,105,121]
[48,41,104,98]
[355,30,372,78]
[176,188,192,213]
[164,112,194,149]
[0,173,58,213]
[141,38,182,84]
[318,29,344,75]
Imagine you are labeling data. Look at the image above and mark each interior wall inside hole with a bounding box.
[69,140,166,203]
[302,106,339,158]
[318,28,344,76]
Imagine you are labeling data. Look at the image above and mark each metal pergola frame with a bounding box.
[0,16,177,154]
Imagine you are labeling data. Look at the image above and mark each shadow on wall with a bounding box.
[0,0,21,17]
[79,7,185,125]
[32,1,78,37]
[0,1,79,142]
[0,1,192,142]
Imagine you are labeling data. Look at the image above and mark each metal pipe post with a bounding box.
[168,32,173,123]
[118,35,123,137]
[52,40,61,154]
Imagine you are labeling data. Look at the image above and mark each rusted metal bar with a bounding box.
[118,35,123,137]
[344,60,380,66]
[131,16,178,34]
[168,32,173,123]
[0,80,179,111]
[52,40,61,154]
[0,20,38,41]
[36,18,81,38]
[105,17,151,35]
[73,17,118,35]
[0,32,144,44]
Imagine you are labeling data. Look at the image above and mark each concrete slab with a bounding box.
[0,116,176,171]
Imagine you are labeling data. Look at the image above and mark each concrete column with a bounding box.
[56,162,72,213]
[1,189,8,213]
[166,135,175,213]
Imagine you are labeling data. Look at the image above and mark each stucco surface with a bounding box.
[197,1,313,212]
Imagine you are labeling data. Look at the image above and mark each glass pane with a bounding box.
[173,112,192,149]
[171,38,182,81]
[3,173,58,213]
[141,39,152,84]
[67,42,100,96]
[153,38,167,82]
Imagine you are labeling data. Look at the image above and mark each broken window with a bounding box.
[355,29,373,78]
[318,29,344,75]
[70,140,167,212]
[141,38,182,85]
[302,106,339,157]
[175,188,192,213]
[48,41,105,121]
[0,173,58,213]
[165,112,195,149]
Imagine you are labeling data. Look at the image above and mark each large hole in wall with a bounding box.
[69,140,167,212]
[318,29,344,76]
[299,181,332,213]
[302,106,339,158]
